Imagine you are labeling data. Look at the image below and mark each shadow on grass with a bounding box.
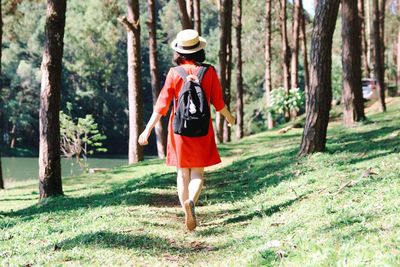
[56,231,219,255]
[3,141,300,223]
[327,126,400,164]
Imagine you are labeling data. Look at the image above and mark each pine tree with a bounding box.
[38,0,67,198]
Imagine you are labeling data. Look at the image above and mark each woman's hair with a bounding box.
[173,49,206,65]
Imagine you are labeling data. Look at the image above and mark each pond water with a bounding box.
[2,157,129,182]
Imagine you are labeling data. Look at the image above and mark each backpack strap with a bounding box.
[196,64,209,83]
[174,64,209,82]
[174,66,188,80]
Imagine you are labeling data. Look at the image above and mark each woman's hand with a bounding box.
[226,114,236,127]
[138,129,151,146]
[219,105,236,127]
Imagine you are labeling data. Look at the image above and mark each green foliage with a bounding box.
[60,103,107,170]
[269,87,305,118]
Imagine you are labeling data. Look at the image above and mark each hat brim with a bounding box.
[170,36,207,54]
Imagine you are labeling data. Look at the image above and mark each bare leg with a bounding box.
[188,167,204,204]
[176,168,190,209]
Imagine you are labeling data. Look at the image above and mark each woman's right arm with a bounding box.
[138,112,162,146]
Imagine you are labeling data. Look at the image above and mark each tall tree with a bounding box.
[342,0,366,125]
[216,0,232,143]
[300,1,310,105]
[38,0,67,198]
[147,0,167,158]
[397,0,400,92]
[397,30,400,93]
[279,0,291,121]
[264,0,273,130]
[290,0,301,91]
[193,0,201,34]
[186,0,194,24]
[223,0,233,142]
[235,0,244,138]
[358,0,371,77]
[372,0,386,111]
[290,0,301,119]
[125,0,144,163]
[0,0,3,190]
[177,0,193,29]
[299,0,340,156]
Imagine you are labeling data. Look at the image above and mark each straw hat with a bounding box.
[171,29,207,54]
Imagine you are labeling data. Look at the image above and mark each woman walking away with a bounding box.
[138,29,235,231]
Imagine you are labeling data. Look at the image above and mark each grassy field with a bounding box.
[1,98,400,266]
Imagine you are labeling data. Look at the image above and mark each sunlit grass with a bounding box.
[1,98,400,266]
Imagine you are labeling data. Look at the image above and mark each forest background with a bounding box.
[0,0,399,157]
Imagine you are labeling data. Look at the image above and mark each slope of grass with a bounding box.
[1,98,400,266]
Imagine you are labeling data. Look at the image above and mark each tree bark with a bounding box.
[300,1,310,112]
[299,0,340,156]
[193,0,201,34]
[223,0,233,143]
[186,0,194,24]
[177,0,193,29]
[216,0,232,143]
[147,0,167,159]
[39,0,66,198]
[235,0,244,139]
[280,0,291,121]
[265,0,273,130]
[126,0,144,163]
[290,0,301,119]
[397,31,400,94]
[372,0,386,111]
[358,0,371,77]
[0,156,3,189]
[342,0,366,125]
[0,0,3,189]
[397,0,400,93]
[291,0,300,91]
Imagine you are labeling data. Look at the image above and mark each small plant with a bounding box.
[269,87,305,119]
[60,103,107,171]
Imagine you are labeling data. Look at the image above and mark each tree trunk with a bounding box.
[372,0,386,111]
[342,0,366,125]
[147,0,166,158]
[358,0,371,77]
[193,0,201,34]
[177,0,193,29]
[0,156,3,189]
[265,0,273,130]
[397,31,400,93]
[223,0,233,143]
[300,2,310,112]
[280,0,291,121]
[39,0,66,198]
[290,0,301,119]
[127,0,144,163]
[298,0,340,156]
[186,0,194,24]
[0,0,3,189]
[216,0,232,143]
[235,0,244,139]
[366,0,373,74]
[397,0,400,93]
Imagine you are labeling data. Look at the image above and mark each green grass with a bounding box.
[1,98,400,266]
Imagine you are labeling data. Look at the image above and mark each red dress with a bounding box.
[154,61,225,168]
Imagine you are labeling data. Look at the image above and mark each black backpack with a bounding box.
[172,64,211,137]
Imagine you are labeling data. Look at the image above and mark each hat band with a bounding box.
[176,41,200,50]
